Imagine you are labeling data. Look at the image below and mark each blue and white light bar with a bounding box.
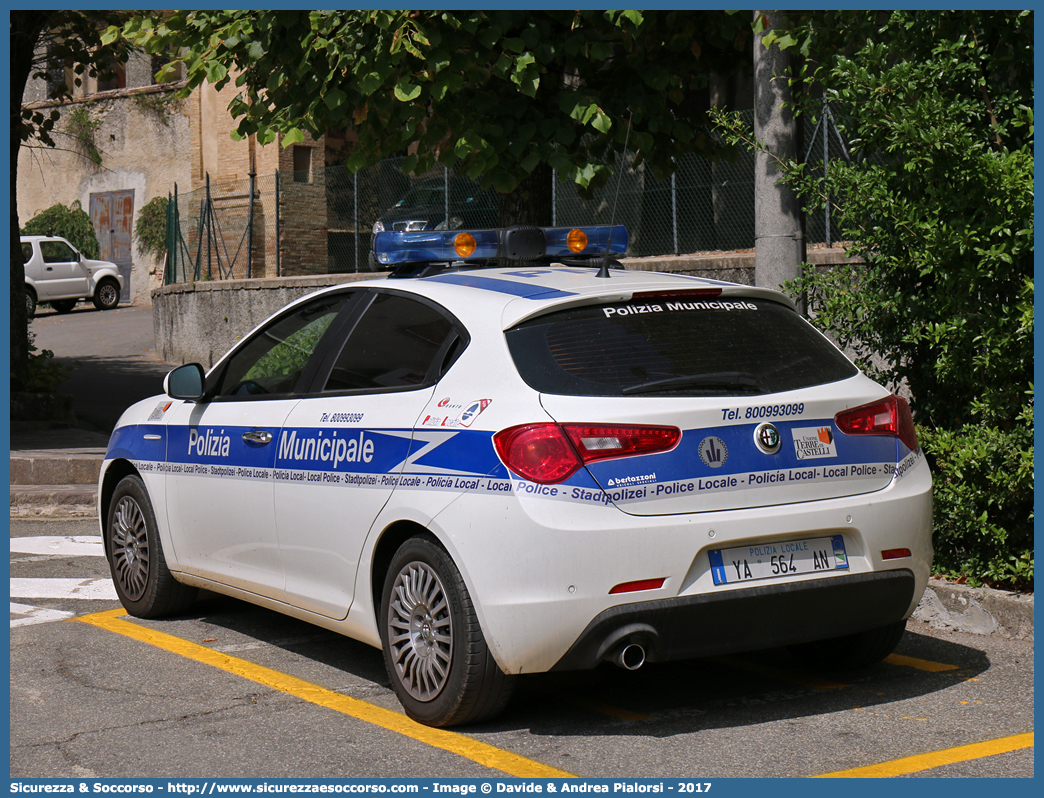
[373,225,629,266]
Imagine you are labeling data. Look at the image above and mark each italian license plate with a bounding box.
[709,535,849,586]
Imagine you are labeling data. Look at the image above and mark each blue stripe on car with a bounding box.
[424,273,576,298]
[109,420,900,490]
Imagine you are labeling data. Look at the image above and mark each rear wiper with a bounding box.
[622,371,766,395]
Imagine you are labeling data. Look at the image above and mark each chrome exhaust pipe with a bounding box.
[609,642,646,670]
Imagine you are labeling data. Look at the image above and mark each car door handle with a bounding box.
[242,429,273,445]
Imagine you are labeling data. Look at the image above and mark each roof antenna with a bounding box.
[598,109,633,279]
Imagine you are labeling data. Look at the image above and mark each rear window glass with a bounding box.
[506,297,857,397]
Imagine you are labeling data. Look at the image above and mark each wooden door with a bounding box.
[89,190,135,302]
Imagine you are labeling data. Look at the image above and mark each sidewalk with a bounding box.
[10,427,110,516]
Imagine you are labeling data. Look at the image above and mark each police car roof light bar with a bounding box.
[375,225,628,276]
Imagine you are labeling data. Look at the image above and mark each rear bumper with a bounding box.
[550,568,916,671]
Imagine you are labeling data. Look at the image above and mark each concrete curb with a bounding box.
[10,485,97,509]
[10,451,104,486]
[10,503,99,518]
[913,578,1034,642]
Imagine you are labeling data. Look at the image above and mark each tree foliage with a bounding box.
[11,10,134,391]
[716,10,1033,587]
[21,201,101,258]
[16,11,134,150]
[133,195,170,258]
[111,10,750,201]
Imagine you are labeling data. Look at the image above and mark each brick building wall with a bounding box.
[274,134,329,276]
[188,80,328,278]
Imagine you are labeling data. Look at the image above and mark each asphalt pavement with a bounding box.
[8,300,1034,643]
[25,302,177,434]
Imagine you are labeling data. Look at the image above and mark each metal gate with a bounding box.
[89,189,135,302]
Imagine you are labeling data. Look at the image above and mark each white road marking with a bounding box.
[10,535,104,557]
[10,602,75,627]
[10,578,118,601]
[10,536,118,627]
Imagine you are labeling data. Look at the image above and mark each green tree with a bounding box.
[11,10,133,391]
[716,10,1033,586]
[133,195,170,259]
[111,10,751,224]
[21,201,101,258]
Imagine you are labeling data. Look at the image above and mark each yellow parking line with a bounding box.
[884,653,959,672]
[75,609,575,778]
[813,732,1034,777]
[708,655,848,691]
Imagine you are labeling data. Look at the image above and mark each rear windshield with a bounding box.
[505,297,858,397]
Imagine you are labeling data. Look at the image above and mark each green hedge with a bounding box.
[21,201,100,258]
[919,415,1034,588]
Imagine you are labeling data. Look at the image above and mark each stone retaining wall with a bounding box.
[152,247,861,368]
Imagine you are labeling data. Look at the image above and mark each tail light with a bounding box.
[493,423,681,484]
[834,395,919,452]
[609,577,666,594]
[881,548,912,560]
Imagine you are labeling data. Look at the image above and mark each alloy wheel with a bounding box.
[386,561,454,702]
[110,495,150,601]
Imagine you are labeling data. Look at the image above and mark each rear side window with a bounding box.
[21,243,32,264]
[506,297,858,397]
[322,293,457,392]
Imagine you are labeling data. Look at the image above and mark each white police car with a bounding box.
[99,224,932,727]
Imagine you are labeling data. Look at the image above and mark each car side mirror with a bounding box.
[164,363,206,401]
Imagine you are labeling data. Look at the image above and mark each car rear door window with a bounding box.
[321,293,459,392]
[506,298,857,397]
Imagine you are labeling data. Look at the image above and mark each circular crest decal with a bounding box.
[698,436,728,468]
[754,423,782,455]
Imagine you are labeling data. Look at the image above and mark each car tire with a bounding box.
[51,299,77,314]
[788,618,907,670]
[26,289,37,319]
[366,251,382,273]
[105,474,197,618]
[92,278,120,311]
[380,536,515,727]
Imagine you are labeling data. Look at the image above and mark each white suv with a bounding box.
[21,235,124,318]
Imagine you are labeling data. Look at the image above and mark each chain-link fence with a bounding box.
[802,103,863,247]
[166,106,859,284]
